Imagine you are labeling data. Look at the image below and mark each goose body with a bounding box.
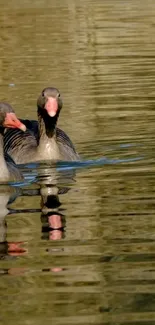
[0,103,26,181]
[4,87,80,164]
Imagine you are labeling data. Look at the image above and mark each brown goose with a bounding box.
[0,102,26,181]
[4,87,80,164]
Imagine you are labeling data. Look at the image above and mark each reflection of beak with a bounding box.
[49,230,63,241]
[8,242,27,256]
[45,97,58,117]
[48,214,62,229]
[3,113,26,131]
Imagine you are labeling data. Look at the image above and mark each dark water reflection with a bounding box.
[1,0,155,324]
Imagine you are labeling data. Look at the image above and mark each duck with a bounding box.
[0,102,26,181]
[4,87,80,164]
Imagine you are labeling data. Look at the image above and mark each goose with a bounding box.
[0,102,26,181]
[4,87,80,164]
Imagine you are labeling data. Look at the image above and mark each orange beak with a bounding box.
[3,113,26,131]
[45,97,58,117]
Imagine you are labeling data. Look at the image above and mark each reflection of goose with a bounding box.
[0,185,21,259]
[0,103,26,181]
[41,187,65,242]
[40,185,60,210]
[0,192,9,244]
[38,165,69,242]
[4,87,80,163]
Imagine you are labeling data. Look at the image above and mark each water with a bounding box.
[0,0,155,324]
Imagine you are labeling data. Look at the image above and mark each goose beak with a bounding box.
[3,113,26,131]
[45,97,58,117]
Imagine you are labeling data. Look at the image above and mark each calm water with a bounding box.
[1,0,155,324]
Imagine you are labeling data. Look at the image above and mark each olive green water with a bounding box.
[1,1,155,324]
